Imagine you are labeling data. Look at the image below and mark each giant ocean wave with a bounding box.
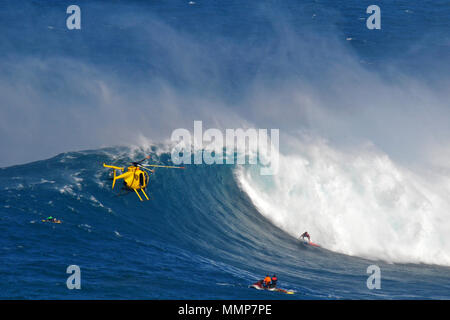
[1,146,449,299]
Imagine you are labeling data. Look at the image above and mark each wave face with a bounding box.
[1,147,450,299]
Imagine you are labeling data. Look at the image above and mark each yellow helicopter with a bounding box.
[103,156,184,201]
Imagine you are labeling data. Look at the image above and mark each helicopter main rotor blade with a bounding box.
[140,164,185,169]
[138,166,154,174]
[132,155,151,165]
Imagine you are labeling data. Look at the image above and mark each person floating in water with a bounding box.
[43,216,61,223]
[300,231,310,242]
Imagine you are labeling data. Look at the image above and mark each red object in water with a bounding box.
[249,280,294,294]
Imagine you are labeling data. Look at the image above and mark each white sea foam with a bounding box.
[59,185,75,195]
[236,139,450,266]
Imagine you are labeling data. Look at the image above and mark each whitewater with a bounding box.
[238,139,450,266]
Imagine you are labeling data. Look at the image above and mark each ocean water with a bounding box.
[0,0,449,299]
[1,148,449,299]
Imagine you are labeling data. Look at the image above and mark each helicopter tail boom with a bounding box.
[103,163,127,189]
[103,163,125,171]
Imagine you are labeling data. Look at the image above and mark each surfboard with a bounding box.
[300,238,320,247]
[42,219,61,224]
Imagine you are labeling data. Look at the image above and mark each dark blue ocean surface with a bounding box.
[0,0,449,299]
[1,0,449,166]
[0,148,449,299]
